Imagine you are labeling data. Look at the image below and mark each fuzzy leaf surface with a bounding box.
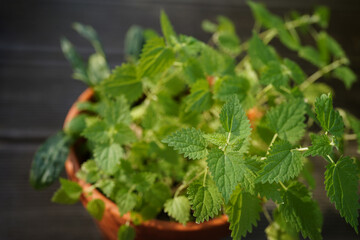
[162,128,207,160]
[164,196,191,225]
[94,143,123,174]
[280,182,323,240]
[258,140,303,183]
[304,134,333,158]
[315,94,344,137]
[325,156,359,232]
[226,186,262,240]
[267,99,306,144]
[187,179,223,223]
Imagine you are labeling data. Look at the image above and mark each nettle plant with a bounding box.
[30,2,360,240]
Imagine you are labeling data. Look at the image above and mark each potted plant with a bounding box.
[30,2,359,240]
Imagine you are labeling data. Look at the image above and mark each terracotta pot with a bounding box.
[63,88,230,240]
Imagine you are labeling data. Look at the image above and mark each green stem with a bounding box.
[174,169,206,197]
[203,168,208,187]
[296,147,309,152]
[279,181,288,191]
[299,58,348,91]
[262,205,273,224]
[267,133,278,155]
[327,155,335,164]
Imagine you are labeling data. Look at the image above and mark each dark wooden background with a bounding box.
[1,0,359,239]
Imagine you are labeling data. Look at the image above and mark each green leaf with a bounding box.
[124,25,145,60]
[144,182,171,208]
[258,140,303,183]
[86,199,105,220]
[214,75,249,103]
[248,1,283,29]
[199,44,235,77]
[160,10,177,45]
[248,33,277,70]
[187,178,223,223]
[314,94,344,137]
[131,172,157,193]
[76,160,101,184]
[138,37,175,78]
[267,99,306,144]
[117,225,135,240]
[304,134,333,158]
[64,114,87,137]
[299,46,325,68]
[220,95,251,135]
[72,22,104,56]
[185,80,213,112]
[325,156,359,232]
[116,188,137,215]
[164,196,191,225]
[104,96,132,126]
[81,121,109,143]
[112,123,137,145]
[51,178,82,204]
[207,149,260,202]
[283,58,306,84]
[333,66,357,89]
[226,186,262,240]
[260,61,289,88]
[265,209,299,240]
[94,143,123,174]
[217,32,241,55]
[162,128,208,160]
[60,37,89,84]
[280,182,323,240]
[99,64,143,103]
[204,133,227,149]
[254,182,282,203]
[87,53,110,85]
[314,6,330,28]
[30,131,72,189]
[201,19,218,33]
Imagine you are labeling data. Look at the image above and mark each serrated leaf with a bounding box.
[226,186,262,240]
[138,37,175,78]
[214,75,249,103]
[217,31,241,55]
[283,58,306,84]
[72,22,104,56]
[207,149,240,203]
[160,10,177,45]
[81,120,109,143]
[30,131,72,189]
[60,37,89,84]
[185,80,213,112]
[315,94,344,137]
[187,179,223,223]
[220,95,251,135]
[164,196,191,225]
[304,134,333,158]
[207,149,261,202]
[258,140,303,183]
[117,225,135,240]
[116,188,137,215]
[86,199,105,220]
[204,133,227,148]
[333,66,357,89]
[280,182,323,240]
[162,128,208,160]
[51,178,82,205]
[99,64,142,103]
[104,96,132,126]
[144,182,171,208]
[267,99,306,144]
[254,182,282,203]
[325,156,359,232]
[199,44,235,77]
[112,123,137,145]
[260,61,289,88]
[94,143,123,174]
[248,33,277,70]
[299,46,325,68]
[87,53,110,85]
[131,172,157,193]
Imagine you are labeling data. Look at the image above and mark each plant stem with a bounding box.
[266,133,278,155]
[174,169,206,197]
[203,168,208,187]
[299,58,348,91]
[279,181,288,191]
[327,155,335,164]
[262,205,273,224]
[296,147,309,152]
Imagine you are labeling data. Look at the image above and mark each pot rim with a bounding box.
[63,88,229,232]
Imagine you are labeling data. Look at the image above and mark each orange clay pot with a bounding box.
[63,88,230,240]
